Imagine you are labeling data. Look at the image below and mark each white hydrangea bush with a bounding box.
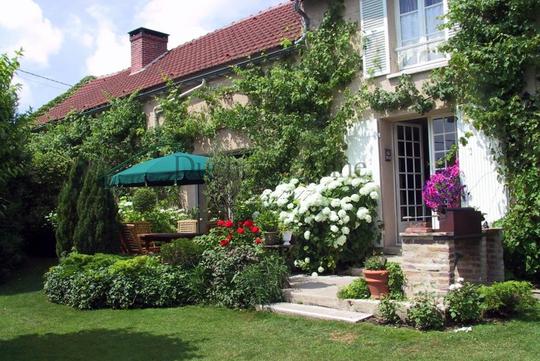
[260,165,381,273]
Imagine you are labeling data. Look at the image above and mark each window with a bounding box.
[396,0,446,69]
[431,116,457,171]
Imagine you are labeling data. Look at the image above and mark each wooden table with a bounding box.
[139,232,199,248]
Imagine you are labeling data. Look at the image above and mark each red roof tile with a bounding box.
[37,3,302,124]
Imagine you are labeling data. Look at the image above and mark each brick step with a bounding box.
[260,302,372,323]
[283,288,380,315]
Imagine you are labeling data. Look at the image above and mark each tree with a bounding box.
[73,161,120,254]
[204,152,244,220]
[0,52,29,281]
[55,158,87,257]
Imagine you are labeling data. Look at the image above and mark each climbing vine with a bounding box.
[361,0,540,278]
[160,1,363,193]
[438,0,540,278]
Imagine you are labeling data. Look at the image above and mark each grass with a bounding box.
[1,259,539,361]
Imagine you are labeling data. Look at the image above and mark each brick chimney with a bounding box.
[129,27,169,74]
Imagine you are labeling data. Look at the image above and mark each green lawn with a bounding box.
[1,259,539,361]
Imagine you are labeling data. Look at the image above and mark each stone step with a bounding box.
[283,288,380,315]
[261,302,372,323]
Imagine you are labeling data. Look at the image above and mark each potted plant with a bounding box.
[363,255,389,299]
[256,210,280,245]
[422,161,482,235]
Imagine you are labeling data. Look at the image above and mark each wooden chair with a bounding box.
[120,224,160,255]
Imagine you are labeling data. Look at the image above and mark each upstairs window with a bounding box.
[396,0,446,69]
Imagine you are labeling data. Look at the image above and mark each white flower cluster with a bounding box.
[448,277,465,291]
[260,166,380,249]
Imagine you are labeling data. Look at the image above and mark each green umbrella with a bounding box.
[109,152,209,187]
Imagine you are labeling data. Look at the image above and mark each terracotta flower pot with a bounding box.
[363,269,389,299]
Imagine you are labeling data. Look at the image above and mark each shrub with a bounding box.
[73,162,120,254]
[364,255,387,270]
[106,256,190,309]
[55,157,86,257]
[378,296,401,325]
[0,233,25,282]
[407,293,445,331]
[337,278,370,299]
[132,188,157,214]
[387,262,406,300]
[160,238,204,267]
[44,253,191,310]
[479,281,536,317]
[261,169,380,273]
[200,244,288,308]
[444,281,482,324]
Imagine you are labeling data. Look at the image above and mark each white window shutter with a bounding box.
[456,110,508,224]
[360,0,390,77]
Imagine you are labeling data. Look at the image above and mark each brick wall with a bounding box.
[401,229,504,298]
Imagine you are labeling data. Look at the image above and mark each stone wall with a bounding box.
[401,229,504,298]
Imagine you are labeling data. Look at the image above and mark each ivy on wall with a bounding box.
[438,0,540,278]
[361,0,540,278]
[158,1,363,193]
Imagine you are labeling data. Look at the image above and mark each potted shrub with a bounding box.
[422,161,482,235]
[363,255,389,299]
[256,210,280,245]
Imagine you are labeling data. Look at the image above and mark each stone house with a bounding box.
[38,0,511,264]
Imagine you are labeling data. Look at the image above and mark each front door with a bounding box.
[394,123,427,242]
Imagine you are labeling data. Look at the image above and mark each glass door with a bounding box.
[394,123,427,243]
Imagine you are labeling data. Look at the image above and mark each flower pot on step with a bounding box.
[437,207,482,236]
[363,270,389,299]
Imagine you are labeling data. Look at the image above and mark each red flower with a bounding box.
[216,220,225,227]
[249,226,260,233]
[224,220,233,228]
[219,239,230,247]
[236,227,245,234]
[243,219,254,228]
[226,233,233,241]
[255,237,263,245]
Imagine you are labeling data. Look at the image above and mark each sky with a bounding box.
[0,0,285,112]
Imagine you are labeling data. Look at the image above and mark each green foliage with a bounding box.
[478,281,536,317]
[0,233,25,282]
[199,244,289,308]
[44,253,191,309]
[444,282,482,324]
[132,188,157,214]
[255,209,279,232]
[30,76,96,121]
[378,296,401,325]
[55,158,87,257]
[387,262,406,300]
[364,75,435,115]
[407,293,445,331]
[364,255,387,270]
[160,238,204,267]
[204,152,244,220]
[337,278,370,299]
[106,256,190,309]
[436,0,540,278]
[0,51,30,280]
[73,162,120,254]
[117,195,187,233]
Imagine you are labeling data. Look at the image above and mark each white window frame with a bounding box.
[427,113,458,174]
[394,0,449,70]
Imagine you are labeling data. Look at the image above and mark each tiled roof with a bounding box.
[37,3,302,124]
